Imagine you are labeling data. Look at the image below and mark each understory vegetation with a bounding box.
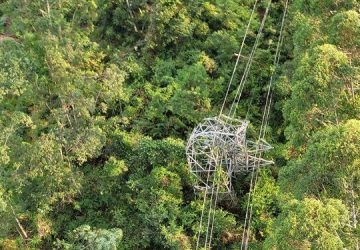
[0,0,359,249]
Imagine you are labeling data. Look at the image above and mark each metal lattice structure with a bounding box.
[186,115,272,196]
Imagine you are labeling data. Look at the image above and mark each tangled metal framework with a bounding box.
[186,115,272,196]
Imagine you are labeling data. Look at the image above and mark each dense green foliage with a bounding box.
[0,0,359,249]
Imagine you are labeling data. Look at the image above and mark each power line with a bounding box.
[219,0,259,116]
[229,0,272,118]
[241,1,289,249]
[189,0,290,248]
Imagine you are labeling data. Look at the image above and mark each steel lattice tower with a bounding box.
[186,115,272,196]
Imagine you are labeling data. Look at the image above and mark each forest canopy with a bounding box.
[0,0,359,249]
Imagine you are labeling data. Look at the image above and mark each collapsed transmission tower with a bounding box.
[186,115,272,195]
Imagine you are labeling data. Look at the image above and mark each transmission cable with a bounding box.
[241,1,289,249]
[219,0,259,116]
[196,0,259,249]
[196,0,289,248]
[195,139,221,249]
[228,0,272,118]
[203,152,220,249]
[204,0,274,248]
